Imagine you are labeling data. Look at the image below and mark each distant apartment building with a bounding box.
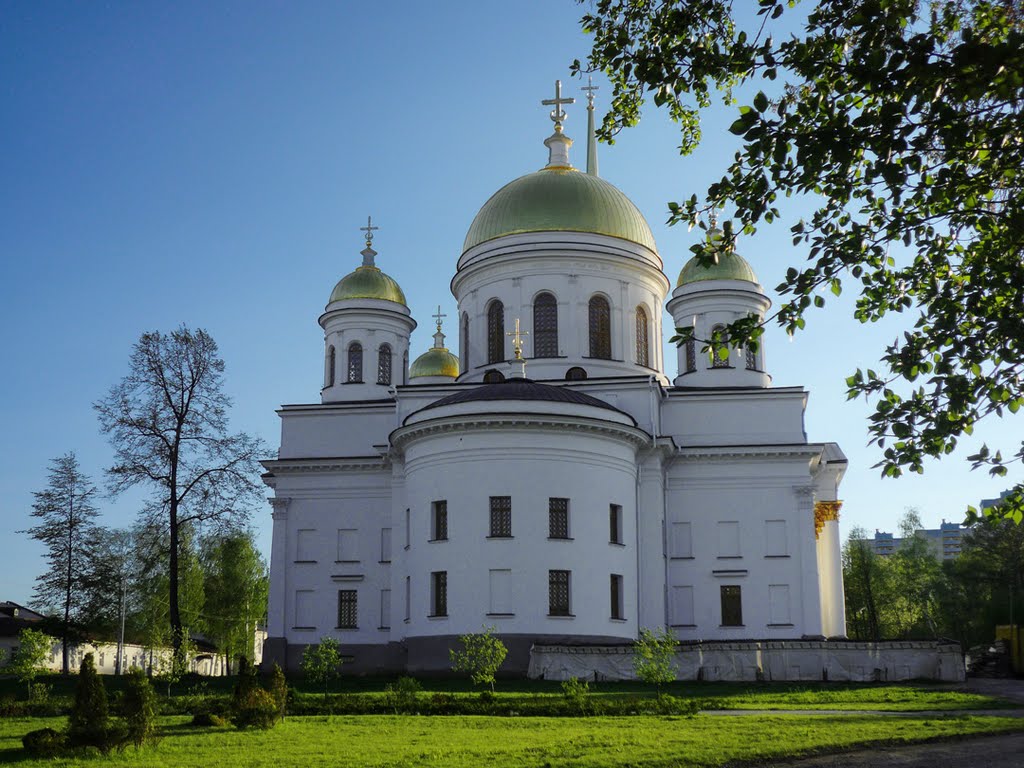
[864,521,965,561]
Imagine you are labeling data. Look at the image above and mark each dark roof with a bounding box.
[418,378,625,415]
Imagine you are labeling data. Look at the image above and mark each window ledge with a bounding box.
[719,624,745,628]
[427,614,448,621]
[548,536,574,541]
[334,626,358,631]
[486,612,515,618]
[670,624,697,628]
[341,380,364,385]
[403,545,410,551]
[379,560,392,564]
[767,623,794,628]
[764,555,791,559]
[486,535,514,540]
[547,613,575,619]
[609,541,626,547]
[716,556,743,560]
[291,626,316,632]
[669,556,695,560]
[378,626,391,632]
[428,538,449,543]
[609,617,627,623]
[335,560,361,564]
[293,560,317,564]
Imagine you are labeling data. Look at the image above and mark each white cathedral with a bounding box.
[262,83,848,674]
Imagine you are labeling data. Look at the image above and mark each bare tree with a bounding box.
[95,326,265,656]
[21,452,100,674]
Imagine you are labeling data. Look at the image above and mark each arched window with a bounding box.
[745,345,758,371]
[377,343,392,385]
[565,366,588,381]
[487,300,504,364]
[588,296,611,359]
[710,325,730,368]
[483,368,506,384]
[635,306,650,367]
[533,292,558,358]
[685,339,696,373]
[347,342,363,382]
[402,349,409,385]
[460,312,469,372]
[327,345,336,387]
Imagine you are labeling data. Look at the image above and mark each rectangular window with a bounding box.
[380,528,392,562]
[720,585,743,626]
[404,576,411,622]
[610,574,624,620]
[669,521,692,558]
[379,589,391,631]
[548,498,569,539]
[488,568,513,615]
[404,508,411,548]
[296,529,317,562]
[765,520,788,556]
[670,585,695,626]
[717,521,740,557]
[337,589,358,629]
[489,496,512,538]
[336,529,358,562]
[768,584,791,625]
[431,571,448,617]
[431,500,448,541]
[548,569,571,616]
[294,589,315,628]
[609,504,623,544]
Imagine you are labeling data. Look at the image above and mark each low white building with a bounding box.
[263,85,848,675]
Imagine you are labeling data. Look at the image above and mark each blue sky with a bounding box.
[1,2,1017,607]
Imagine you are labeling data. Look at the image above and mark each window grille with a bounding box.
[487,300,504,363]
[432,500,448,541]
[489,496,512,537]
[588,296,611,359]
[431,571,447,617]
[460,312,469,372]
[635,306,650,367]
[685,338,696,373]
[337,589,358,629]
[548,570,571,616]
[548,498,569,539]
[745,344,758,370]
[533,292,558,357]
[347,342,363,382]
[710,325,730,368]
[328,346,336,386]
[377,343,392,385]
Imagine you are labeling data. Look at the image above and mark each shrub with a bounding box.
[191,695,231,727]
[633,627,678,697]
[233,657,259,710]
[9,628,51,698]
[449,625,508,692]
[383,676,422,713]
[27,682,51,705]
[119,669,157,748]
[267,662,289,722]
[301,638,343,698]
[231,687,279,730]
[67,653,113,751]
[561,676,590,713]
[22,728,65,758]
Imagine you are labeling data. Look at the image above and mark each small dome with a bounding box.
[329,266,407,306]
[409,347,460,379]
[463,167,657,253]
[677,231,759,286]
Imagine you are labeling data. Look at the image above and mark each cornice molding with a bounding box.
[390,412,650,453]
[675,445,822,462]
[262,457,389,474]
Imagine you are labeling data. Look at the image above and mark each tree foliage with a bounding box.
[9,628,52,697]
[577,0,1024,522]
[94,325,265,652]
[449,626,508,693]
[21,452,99,674]
[301,637,343,698]
[632,627,678,695]
[68,653,109,749]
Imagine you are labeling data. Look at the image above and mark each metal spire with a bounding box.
[582,76,600,176]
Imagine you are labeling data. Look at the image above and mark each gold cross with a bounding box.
[542,80,575,128]
[506,318,529,360]
[432,305,447,332]
[359,215,379,247]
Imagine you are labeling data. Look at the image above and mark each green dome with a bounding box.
[463,167,657,253]
[329,266,407,306]
[677,234,759,286]
[409,347,460,379]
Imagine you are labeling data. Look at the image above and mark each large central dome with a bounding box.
[462,166,657,254]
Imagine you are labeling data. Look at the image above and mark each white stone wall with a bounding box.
[529,641,966,682]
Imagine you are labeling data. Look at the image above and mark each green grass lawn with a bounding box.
[1,713,1022,768]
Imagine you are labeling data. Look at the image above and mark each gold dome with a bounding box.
[409,347,460,379]
[329,266,407,306]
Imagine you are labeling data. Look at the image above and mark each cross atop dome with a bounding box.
[359,215,379,267]
[542,79,575,132]
[432,305,448,349]
[541,80,575,169]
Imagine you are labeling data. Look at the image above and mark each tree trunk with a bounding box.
[169,502,183,655]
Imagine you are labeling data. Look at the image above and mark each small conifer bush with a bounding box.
[119,669,157,748]
[267,662,289,722]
